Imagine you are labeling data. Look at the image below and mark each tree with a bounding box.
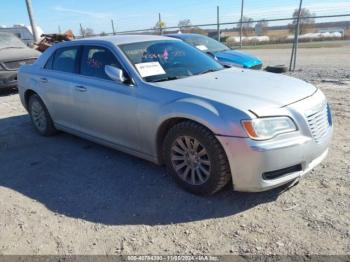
[290,8,315,34]
[154,20,166,33]
[176,19,206,34]
[100,32,108,36]
[237,16,254,36]
[84,28,95,37]
[80,27,95,37]
[178,19,192,31]
[64,30,75,40]
[255,19,269,36]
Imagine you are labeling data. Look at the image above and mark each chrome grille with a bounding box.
[4,58,37,70]
[306,103,329,143]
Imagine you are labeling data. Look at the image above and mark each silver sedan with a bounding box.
[18,35,333,195]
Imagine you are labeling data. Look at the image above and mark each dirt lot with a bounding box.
[0,47,349,255]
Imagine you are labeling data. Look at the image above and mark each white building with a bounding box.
[319,27,345,36]
[0,25,44,46]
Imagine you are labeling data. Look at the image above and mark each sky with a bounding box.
[1,0,350,35]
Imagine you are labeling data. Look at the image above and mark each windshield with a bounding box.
[179,35,230,53]
[119,40,224,82]
[0,33,26,49]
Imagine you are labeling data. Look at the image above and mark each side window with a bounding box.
[52,47,79,73]
[80,46,122,80]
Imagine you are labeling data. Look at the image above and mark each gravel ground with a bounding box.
[0,47,349,255]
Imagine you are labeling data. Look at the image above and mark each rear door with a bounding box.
[72,45,141,151]
[39,46,83,131]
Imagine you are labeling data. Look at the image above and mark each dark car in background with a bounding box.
[167,33,263,69]
[0,32,40,89]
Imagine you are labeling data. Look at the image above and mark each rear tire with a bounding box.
[163,121,231,195]
[28,94,57,136]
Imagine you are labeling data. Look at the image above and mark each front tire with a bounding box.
[163,121,231,195]
[28,94,57,136]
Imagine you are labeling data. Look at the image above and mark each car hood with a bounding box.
[214,49,262,68]
[0,47,40,62]
[152,68,317,112]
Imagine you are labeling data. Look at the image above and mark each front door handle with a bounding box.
[75,85,87,92]
[39,77,48,83]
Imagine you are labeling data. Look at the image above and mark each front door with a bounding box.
[72,45,141,151]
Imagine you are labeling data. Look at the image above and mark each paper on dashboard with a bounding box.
[196,45,209,51]
[135,62,166,78]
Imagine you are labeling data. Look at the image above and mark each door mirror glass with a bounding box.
[105,65,126,84]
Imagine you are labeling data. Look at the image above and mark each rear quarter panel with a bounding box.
[18,46,56,110]
[17,64,38,110]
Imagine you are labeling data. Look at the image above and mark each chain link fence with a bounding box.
[77,0,350,71]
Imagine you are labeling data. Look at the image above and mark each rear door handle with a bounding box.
[75,85,87,92]
[39,77,48,83]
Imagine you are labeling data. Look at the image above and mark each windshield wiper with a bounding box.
[196,69,219,75]
[149,76,184,83]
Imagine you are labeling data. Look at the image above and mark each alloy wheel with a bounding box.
[31,100,47,132]
[171,136,211,185]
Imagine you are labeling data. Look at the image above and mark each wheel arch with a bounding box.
[156,116,221,164]
[24,89,38,109]
[154,97,247,164]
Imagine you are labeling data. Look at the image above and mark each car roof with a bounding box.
[74,34,178,45]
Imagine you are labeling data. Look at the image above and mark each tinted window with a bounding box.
[81,46,122,80]
[52,47,79,73]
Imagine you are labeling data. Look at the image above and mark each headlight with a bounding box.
[242,117,297,140]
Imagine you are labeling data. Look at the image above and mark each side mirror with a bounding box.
[105,65,126,84]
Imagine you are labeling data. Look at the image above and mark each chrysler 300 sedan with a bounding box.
[18,35,333,195]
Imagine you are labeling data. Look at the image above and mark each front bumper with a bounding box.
[0,71,17,88]
[217,129,332,192]
[217,89,333,192]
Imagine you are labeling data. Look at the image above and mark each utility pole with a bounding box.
[217,6,220,42]
[25,0,39,43]
[289,0,303,71]
[158,13,163,35]
[111,19,116,35]
[293,0,303,71]
[80,23,85,38]
[58,26,62,34]
[239,0,244,49]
